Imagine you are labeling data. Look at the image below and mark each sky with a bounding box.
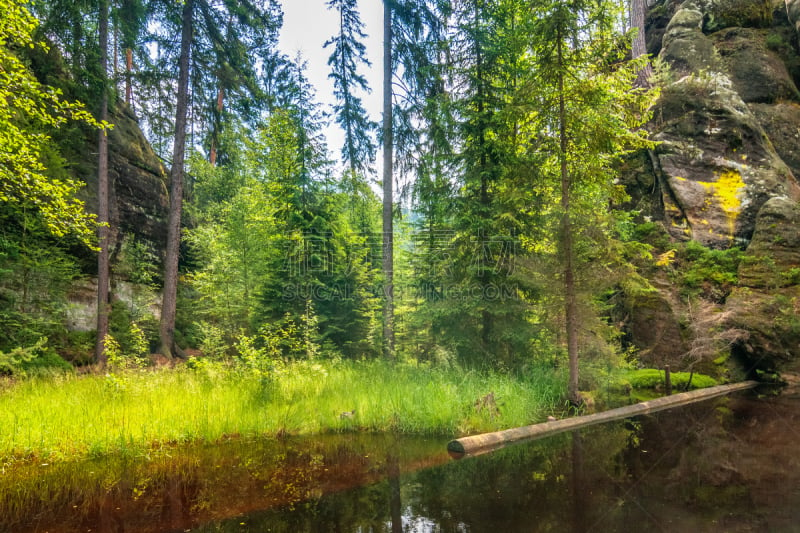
[278,1,384,173]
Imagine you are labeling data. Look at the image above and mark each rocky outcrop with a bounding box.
[618,282,690,368]
[621,0,800,374]
[80,103,169,272]
[712,27,799,103]
[642,0,800,248]
[749,103,800,177]
[652,72,797,247]
[725,197,800,373]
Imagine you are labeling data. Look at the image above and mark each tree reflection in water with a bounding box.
[4,390,800,532]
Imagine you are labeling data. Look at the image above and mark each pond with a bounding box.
[2,387,799,532]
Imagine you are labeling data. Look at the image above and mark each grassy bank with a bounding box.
[0,360,567,463]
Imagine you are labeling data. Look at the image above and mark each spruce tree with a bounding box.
[325,0,377,175]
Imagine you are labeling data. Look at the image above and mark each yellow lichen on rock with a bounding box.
[698,170,745,240]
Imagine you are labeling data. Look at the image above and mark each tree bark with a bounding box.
[159,0,193,359]
[382,0,394,358]
[209,86,224,166]
[95,0,110,366]
[557,34,580,406]
[125,48,133,106]
[631,0,653,87]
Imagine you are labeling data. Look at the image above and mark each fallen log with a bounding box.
[447,380,760,459]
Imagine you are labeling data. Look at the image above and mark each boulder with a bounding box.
[619,285,690,368]
[703,0,778,31]
[736,196,800,288]
[659,3,721,76]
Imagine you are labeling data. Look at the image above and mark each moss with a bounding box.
[705,0,773,31]
[607,368,718,393]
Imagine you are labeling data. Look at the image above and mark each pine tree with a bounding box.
[325,0,377,175]
[154,0,283,358]
[382,0,395,357]
[158,0,193,359]
[529,0,657,402]
[95,0,111,365]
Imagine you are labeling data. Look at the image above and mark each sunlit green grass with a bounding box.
[0,360,567,462]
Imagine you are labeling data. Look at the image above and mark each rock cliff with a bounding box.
[646,0,800,248]
[621,0,800,376]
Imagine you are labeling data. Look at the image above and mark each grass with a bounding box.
[0,359,567,463]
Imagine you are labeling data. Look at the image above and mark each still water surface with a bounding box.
[3,388,799,532]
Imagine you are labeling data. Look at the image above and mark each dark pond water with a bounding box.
[3,387,800,532]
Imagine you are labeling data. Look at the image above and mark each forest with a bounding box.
[2,0,800,463]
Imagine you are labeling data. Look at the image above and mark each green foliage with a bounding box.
[765,32,786,52]
[115,236,161,286]
[631,221,671,251]
[185,108,382,360]
[705,0,773,30]
[104,326,148,372]
[0,338,46,375]
[108,300,157,358]
[672,241,743,301]
[0,209,84,359]
[0,0,107,245]
[0,337,72,377]
[197,321,230,360]
[324,0,377,173]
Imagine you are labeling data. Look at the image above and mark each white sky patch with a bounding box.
[279,0,384,177]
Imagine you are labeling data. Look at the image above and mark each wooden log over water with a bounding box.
[447,381,760,459]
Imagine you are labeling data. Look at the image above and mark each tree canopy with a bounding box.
[0,0,105,245]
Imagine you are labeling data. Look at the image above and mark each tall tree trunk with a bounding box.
[95,0,110,366]
[382,0,394,358]
[159,0,193,359]
[557,34,580,406]
[631,0,653,87]
[209,86,224,166]
[125,48,133,106]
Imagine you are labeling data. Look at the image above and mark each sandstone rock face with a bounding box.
[647,0,800,248]
[749,103,800,177]
[66,104,168,332]
[786,0,800,34]
[712,27,799,103]
[652,72,797,247]
[725,197,800,372]
[620,284,690,368]
[621,0,800,374]
[660,3,719,75]
[91,104,169,270]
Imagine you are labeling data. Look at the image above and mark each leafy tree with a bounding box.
[0,0,104,246]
